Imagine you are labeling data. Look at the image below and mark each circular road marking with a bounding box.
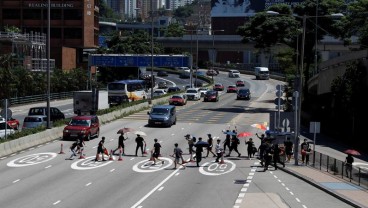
[199,160,236,176]
[71,156,114,170]
[132,157,173,173]
[7,152,57,167]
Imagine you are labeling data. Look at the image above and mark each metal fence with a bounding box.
[310,151,368,189]
[5,92,73,106]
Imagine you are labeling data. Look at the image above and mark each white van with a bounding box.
[254,67,270,80]
[228,70,240,78]
[177,67,190,73]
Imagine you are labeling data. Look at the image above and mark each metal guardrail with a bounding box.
[310,151,368,189]
[6,92,73,106]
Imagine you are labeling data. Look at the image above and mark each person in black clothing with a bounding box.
[113,133,127,155]
[135,134,145,156]
[272,144,285,170]
[95,137,106,161]
[194,137,204,167]
[258,141,268,166]
[300,139,310,165]
[345,154,354,178]
[223,130,231,154]
[206,134,217,158]
[69,141,78,160]
[227,134,241,157]
[245,138,255,159]
[284,137,293,163]
[152,138,164,165]
[263,141,273,171]
[76,135,85,154]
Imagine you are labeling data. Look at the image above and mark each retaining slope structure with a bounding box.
[0,97,167,157]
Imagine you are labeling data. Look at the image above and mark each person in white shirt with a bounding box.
[215,139,223,162]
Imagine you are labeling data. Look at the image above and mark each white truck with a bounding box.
[254,67,270,80]
[73,90,109,115]
[185,88,201,101]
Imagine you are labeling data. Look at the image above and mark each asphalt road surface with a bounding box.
[0,72,353,208]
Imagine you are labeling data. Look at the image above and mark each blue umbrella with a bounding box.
[195,141,209,148]
[223,131,237,136]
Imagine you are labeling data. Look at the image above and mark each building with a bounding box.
[0,0,100,71]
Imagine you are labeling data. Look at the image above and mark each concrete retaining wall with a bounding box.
[0,97,168,157]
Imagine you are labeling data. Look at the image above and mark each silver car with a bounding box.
[22,115,48,129]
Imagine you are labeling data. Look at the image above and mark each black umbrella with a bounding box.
[195,141,209,148]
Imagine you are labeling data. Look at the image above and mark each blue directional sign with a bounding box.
[89,54,189,67]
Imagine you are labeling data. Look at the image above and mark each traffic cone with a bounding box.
[109,149,114,161]
[118,147,123,161]
[79,149,85,159]
[219,153,225,164]
[59,143,65,154]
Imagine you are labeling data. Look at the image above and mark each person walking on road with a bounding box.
[206,134,217,158]
[272,144,285,170]
[223,130,231,154]
[113,133,127,155]
[172,143,185,169]
[227,134,241,157]
[215,139,223,162]
[135,134,145,157]
[185,134,194,155]
[345,154,354,178]
[195,137,204,167]
[152,138,164,165]
[256,133,266,144]
[301,139,310,165]
[284,137,293,163]
[263,140,273,171]
[95,137,106,161]
[68,140,78,160]
[245,138,255,159]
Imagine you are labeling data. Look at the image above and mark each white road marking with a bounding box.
[158,187,164,191]
[286,187,289,191]
[53,200,61,205]
[249,172,254,176]
[0,157,7,160]
[45,165,52,169]
[37,145,43,147]
[130,166,183,208]
[199,160,236,176]
[241,188,247,192]
[86,182,92,186]
[296,198,300,202]
[175,173,180,176]
[29,148,35,150]
[238,193,245,198]
[7,153,57,167]
[290,192,294,195]
[281,183,285,186]
[278,179,281,182]
[20,151,25,153]
[13,179,20,183]
[110,169,115,172]
[243,183,249,187]
[130,158,134,160]
[247,176,253,180]
[302,205,307,208]
[10,154,16,156]
[235,199,242,204]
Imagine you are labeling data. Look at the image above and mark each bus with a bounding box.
[107,80,147,105]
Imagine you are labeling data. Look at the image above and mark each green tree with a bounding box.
[163,23,185,37]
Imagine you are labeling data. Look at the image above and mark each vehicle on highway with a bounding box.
[107,80,148,105]
[193,80,204,87]
[157,70,168,77]
[176,67,190,73]
[198,87,209,97]
[0,116,20,130]
[167,86,181,93]
[0,120,14,138]
[213,83,224,91]
[185,88,201,101]
[254,67,270,80]
[152,89,167,97]
[227,85,238,93]
[63,115,100,141]
[22,115,47,129]
[147,105,177,127]
[28,107,65,122]
[206,69,217,76]
[236,80,245,87]
[179,71,190,79]
[228,69,240,78]
[237,88,251,100]
[158,81,167,89]
[169,94,187,106]
[203,90,219,102]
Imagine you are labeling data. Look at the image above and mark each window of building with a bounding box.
[41,9,62,20]
[64,28,82,39]
[3,9,21,19]
[51,28,62,38]
[23,9,42,20]
[64,9,82,20]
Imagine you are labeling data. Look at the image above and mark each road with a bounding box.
[0,72,354,208]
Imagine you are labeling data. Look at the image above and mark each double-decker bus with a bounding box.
[107,80,147,106]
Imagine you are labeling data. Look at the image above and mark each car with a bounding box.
[194,71,206,76]
[157,70,168,77]
[0,120,15,138]
[22,115,47,129]
[0,116,20,130]
[228,69,240,78]
[193,80,204,87]
[213,83,224,91]
[63,115,100,141]
[203,90,219,102]
[198,87,209,97]
[179,71,190,79]
[236,80,245,87]
[227,85,238,93]
[152,89,167,97]
[206,69,218,76]
[28,107,65,122]
[176,67,190,73]
[158,81,167,89]
[185,88,201,101]
[167,86,181,93]
[147,105,177,127]
[169,94,187,106]
[237,88,251,100]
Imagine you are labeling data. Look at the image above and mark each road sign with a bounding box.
[310,122,320,133]
[0,108,12,118]
[274,98,284,105]
[2,99,9,108]
[282,118,290,127]
[276,90,283,97]
[276,84,284,91]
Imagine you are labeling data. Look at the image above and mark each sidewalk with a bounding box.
[281,159,368,208]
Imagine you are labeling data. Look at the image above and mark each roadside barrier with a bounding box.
[59,143,65,154]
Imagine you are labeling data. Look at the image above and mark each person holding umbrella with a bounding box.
[135,134,145,157]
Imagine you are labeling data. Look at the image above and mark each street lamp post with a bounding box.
[150,1,154,104]
[46,0,51,129]
[211,29,224,74]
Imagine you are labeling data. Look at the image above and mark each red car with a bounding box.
[63,115,100,141]
[227,85,238,93]
[213,83,224,91]
[0,117,20,130]
[236,80,245,87]
[169,94,187,106]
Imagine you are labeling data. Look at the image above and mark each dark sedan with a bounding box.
[157,70,168,77]
[237,88,251,100]
[203,90,219,102]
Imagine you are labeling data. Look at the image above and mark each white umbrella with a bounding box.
[130,130,147,136]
